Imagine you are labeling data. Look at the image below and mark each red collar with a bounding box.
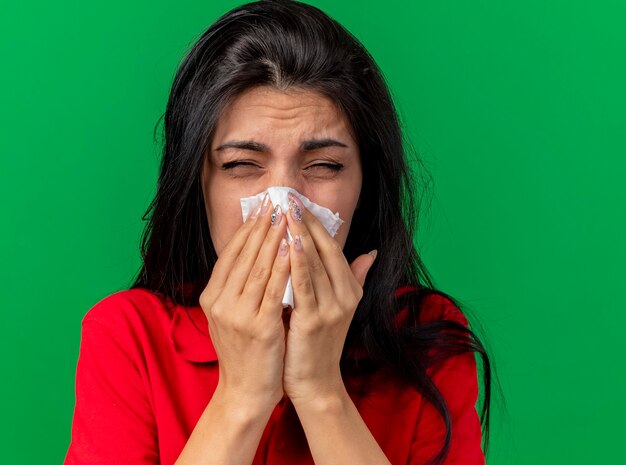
[170,305,218,363]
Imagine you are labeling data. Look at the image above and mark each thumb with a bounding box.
[349,249,378,288]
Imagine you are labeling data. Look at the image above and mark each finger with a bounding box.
[204,198,264,300]
[285,206,333,308]
[241,202,289,308]
[287,193,352,303]
[349,251,377,288]
[288,231,319,311]
[259,236,291,319]
[226,196,279,298]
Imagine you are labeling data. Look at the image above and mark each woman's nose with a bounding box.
[267,167,304,193]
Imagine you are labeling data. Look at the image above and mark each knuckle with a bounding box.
[302,317,323,334]
[346,292,362,310]
[275,250,290,269]
[199,289,211,309]
[264,285,283,302]
[309,256,325,274]
[209,299,226,320]
[220,307,246,330]
[323,311,343,326]
[249,263,269,282]
[231,317,248,334]
[295,278,314,294]
[209,298,233,325]
[210,299,253,333]
[337,293,356,311]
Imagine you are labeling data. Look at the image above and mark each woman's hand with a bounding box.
[282,192,377,406]
[199,193,291,409]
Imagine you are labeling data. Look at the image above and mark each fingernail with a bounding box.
[271,204,282,226]
[368,249,378,260]
[279,238,289,256]
[288,193,303,223]
[288,199,302,223]
[294,234,303,251]
[260,192,271,215]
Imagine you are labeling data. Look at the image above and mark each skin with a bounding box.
[177,86,391,465]
[201,85,362,254]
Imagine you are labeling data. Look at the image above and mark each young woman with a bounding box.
[64,1,496,464]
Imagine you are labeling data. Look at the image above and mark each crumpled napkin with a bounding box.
[240,186,344,309]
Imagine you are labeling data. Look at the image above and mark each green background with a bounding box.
[1,1,624,463]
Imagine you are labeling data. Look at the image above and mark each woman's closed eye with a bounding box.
[220,161,257,170]
[220,161,344,172]
[308,162,344,172]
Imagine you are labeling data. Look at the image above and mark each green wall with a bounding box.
[1,1,624,463]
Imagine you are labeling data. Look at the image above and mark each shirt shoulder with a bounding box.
[394,286,469,330]
[82,288,173,331]
[419,293,469,327]
[81,288,218,364]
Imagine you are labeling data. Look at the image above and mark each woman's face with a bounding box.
[202,86,362,256]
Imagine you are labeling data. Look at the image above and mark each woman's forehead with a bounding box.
[227,85,336,110]
[212,87,356,150]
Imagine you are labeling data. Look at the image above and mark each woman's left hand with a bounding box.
[282,192,377,407]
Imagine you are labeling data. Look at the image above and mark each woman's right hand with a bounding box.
[199,193,290,410]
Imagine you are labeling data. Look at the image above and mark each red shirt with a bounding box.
[63,287,484,465]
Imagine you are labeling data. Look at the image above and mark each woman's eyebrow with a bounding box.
[214,138,348,152]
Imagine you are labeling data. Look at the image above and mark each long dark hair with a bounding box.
[130,1,501,463]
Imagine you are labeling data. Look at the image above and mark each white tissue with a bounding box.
[240,186,344,309]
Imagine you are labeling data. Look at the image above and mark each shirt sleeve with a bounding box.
[408,304,485,465]
[64,317,159,465]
